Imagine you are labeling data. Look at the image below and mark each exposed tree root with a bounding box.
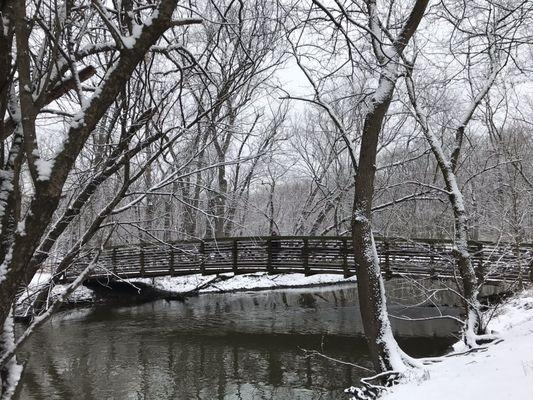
[345,332,505,399]
[345,367,428,400]
[345,349,429,400]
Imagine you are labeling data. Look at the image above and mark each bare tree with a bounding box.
[285,0,430,373]
[404,0,531,345]
[0,1,202,395]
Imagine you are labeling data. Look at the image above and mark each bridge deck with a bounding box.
[62,236,533,284]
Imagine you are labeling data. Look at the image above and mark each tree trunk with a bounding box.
[0,310,22,400]
[448,182,484,342]
[352,95,406,372]
[349,0,429,372]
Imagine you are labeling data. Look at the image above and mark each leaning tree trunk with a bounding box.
[403,59,491,346]
[448,179,485,344]
[352,93,408,372]
[0,1,190,396]
[349,0,429,373]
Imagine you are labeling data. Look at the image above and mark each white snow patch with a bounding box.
[0,245,13,284]
[373,79,395,104]
[130,272,356,294]
[34,158,54,181]
[1,15,10,36]
[380,289,533,400]
[68,61,117,130]
[69,110,86,129]
[0,170,15,219]
[16,270,95,307]
[29,270,52,287]
[146,10,159,26]
[122,23,143,49]
[18,272,352,313]
[50,284,95,303]
[15,219,26,237]
[121,8,159,49]
[15,271,52,306]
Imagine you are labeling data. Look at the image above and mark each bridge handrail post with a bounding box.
[383,240,392,280]
[232,239,239,274]
[527,253,533,283]
[303,238,310,276]
[266,238,273,274]
[342,238,349,278]
[112,248,117,275]
[474,242,485,283]
[199,241,206,275]
[139,245,145,277]
[428,243,438,280]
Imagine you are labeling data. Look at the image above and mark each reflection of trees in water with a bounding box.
[144,336,358,399]
[297,293,317,308]
[15,283,460,399]
[17,325,365,400]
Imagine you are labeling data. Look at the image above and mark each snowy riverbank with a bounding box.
[380,288,533,400]
[132,271,357,293]
[17,270,357,310]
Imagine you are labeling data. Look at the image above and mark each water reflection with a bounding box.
[16,284,458,400]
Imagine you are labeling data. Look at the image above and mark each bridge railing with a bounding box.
[63,236,533,283]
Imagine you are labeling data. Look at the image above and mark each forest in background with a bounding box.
[1,0,533,397]
[22,0,530,253]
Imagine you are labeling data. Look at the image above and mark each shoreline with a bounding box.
[376,288,533,400]
[15,271,357,321]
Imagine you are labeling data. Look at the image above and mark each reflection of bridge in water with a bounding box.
[63,236,533,284]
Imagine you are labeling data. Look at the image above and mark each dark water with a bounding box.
[15,284,460,400]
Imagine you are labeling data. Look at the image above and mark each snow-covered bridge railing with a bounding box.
[61,236,533,284]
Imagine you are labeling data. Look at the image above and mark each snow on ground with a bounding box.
[16,271,53,306]
[28,270,52,287]
[124,274,212,293]
[129,272,356,294]
[17,270,95,310]
[18,271,356,310]
[381,289,533,400]
[50,283,95,302]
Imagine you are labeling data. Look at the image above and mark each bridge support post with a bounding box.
[303,238,310,276]
[199,242,206,275]
[474,242,485,283]
[342,238,349,278]
[232,239,239,274]
[169,249,175,276]
[266,238,273,274]
[112,248,117,275]
[428,243,438,280]
[383,241,392,280]
[140,246,145,277]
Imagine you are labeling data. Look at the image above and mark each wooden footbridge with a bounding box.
[62,236,533,284]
